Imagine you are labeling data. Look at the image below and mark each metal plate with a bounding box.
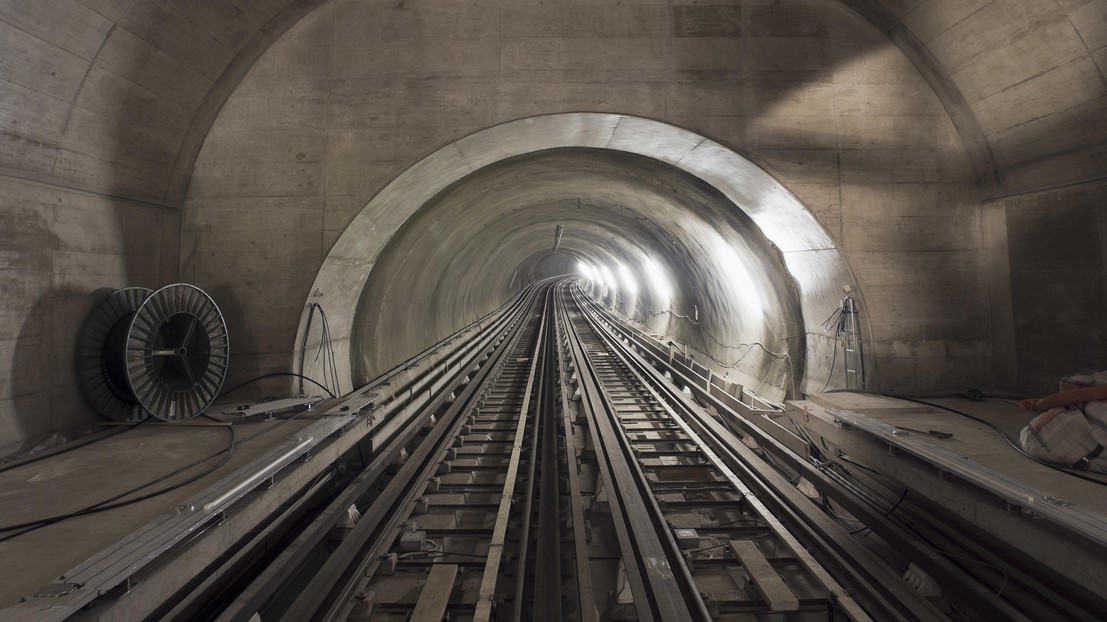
[76,287,152,422]
[125,284,230,421]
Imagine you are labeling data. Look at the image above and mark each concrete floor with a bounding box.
[0,412,319,608]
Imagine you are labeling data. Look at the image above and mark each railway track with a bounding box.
[557,285,926,622]
[187,279,1067,622]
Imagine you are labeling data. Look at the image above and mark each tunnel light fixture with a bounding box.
[552,224,564,254]
[642,256,671,303]
[600,265,618,292]
[711,237,764,314]
[577,261,595,281]
[617,262,638,295]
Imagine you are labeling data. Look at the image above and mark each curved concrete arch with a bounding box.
[300,113,866,397]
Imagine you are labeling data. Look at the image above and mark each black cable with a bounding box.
[820,448,1014,599]
[818,303,847,393]
[325,306,341,395]
[312,303,331,394]
[217,371,336,400]
[2,372,327,479]
[836,453,890,479]
[0,418,147,475]
[820,339,838,393]
[297,303,317,394]
[308,303,334,396]
[320,306,342,396]
[846,488,908,536]
[2,360,331,540]
[299,302,345,398]
[304,303,343,398]
[0,405,313,541]
[423,550,488,559]
[821,303,844,329]
[0,425,237,541]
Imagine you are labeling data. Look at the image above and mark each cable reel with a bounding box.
[78,284,230,421]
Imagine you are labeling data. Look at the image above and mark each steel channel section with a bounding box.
[530,293,563,621]
[287,316,536,621]
[559,291,708,622]
[571,297,857,619]
[814,447,1084,622]
[155,470,337,621]
[555,313,599,622]
[573,287,1027,622]
[830,408,1107,548]
[886,490,1092,622]
[277,288,548,622]
[824,409,1107,621]
[297,364,519,620]
[376,313,541,619]
[217,396,323,418]
[577,290,990,621]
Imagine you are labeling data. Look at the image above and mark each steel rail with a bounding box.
[556,294,654,620]
[827,458,1103,622]
[276,286,548,622]
[510,291,562,620]
[554,310,599,622]
[557,287,709,622]
[317,308,543,622]
[320,286,551,621]
[211,285,540,622]
[570,289,876,621]
[472,291,549,622]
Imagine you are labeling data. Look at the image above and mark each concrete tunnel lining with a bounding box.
[299,113,867,401]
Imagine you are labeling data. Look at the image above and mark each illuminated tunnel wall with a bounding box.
[353,147,809,400]
[304,114,861,403]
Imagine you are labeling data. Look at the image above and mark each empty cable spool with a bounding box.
[78,284,230,421]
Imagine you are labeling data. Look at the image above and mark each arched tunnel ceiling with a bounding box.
[0,0,1102,203]
[353,148,806,393]
[305,113,854,402]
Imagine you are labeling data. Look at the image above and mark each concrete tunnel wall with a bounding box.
[1,0,1106,454]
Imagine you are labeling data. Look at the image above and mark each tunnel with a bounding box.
[1,0,1107,620]
[324,117,839,404]
[4,0,1105,452]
